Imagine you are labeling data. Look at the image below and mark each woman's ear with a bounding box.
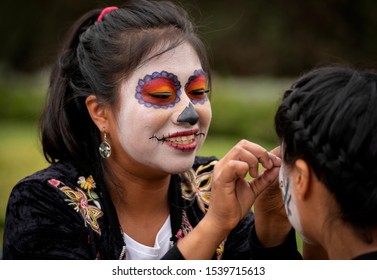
[85,95,109,131]
[293,159,311,200]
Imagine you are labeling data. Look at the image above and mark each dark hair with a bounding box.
[40,0,211,172]
[275,66,377,230]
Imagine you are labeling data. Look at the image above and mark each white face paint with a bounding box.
[113,42,212,175]
[279,161,305,237]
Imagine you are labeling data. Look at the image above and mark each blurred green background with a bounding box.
[2,0,377,253]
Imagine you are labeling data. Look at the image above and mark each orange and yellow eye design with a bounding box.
[135,70,209,109]
[135,71,181,109]
[185,70,209,104]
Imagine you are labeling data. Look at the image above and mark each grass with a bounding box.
[0,121,48,210]
[0,121,48,249]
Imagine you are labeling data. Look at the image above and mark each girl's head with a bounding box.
[41,0,211,174]
[275,66,377,242]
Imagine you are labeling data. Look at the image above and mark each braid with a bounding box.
[275,66,377,229]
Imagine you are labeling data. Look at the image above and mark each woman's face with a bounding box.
[109,42,212,175]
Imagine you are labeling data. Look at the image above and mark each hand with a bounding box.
[206,140,281,234]
[176,140,280,259]
[253,146,293,247]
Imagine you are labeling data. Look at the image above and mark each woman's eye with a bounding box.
[188,89,210,101]
[136,72,181,108]
[189,89,209,96]
[185,70,209,103]
[149,92,173,99]
[143,90,176,106]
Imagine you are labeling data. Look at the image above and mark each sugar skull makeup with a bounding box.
[279,161,304,237]
[135,71,181,109]
[135,69,209,109]
[113,42,212,175]
[185,69,209,104]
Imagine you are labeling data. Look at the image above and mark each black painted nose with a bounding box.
[177,103,199,125]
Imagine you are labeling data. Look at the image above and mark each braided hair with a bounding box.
[275,66,377,230]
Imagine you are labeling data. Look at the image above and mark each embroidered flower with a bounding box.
[78,175,102,209]
[48,179,61,187]
[60,186,103,234]
[179,160,225,259]
[175,210,193,240]
[48,175,103,235]
[78,175,96,192]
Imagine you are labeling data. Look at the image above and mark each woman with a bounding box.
[275,66,377,259]
[3,0,296,259]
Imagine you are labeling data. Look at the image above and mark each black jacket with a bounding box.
[3,156,300,260]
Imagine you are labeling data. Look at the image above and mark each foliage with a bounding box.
[1,0,377,76]
[209,75,291,147]
[0,69,47,121]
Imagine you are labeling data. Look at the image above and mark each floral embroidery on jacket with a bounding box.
[175,210,193,240]
[179,160,225,259]
[180,160,217,212]
[48,176,104,235]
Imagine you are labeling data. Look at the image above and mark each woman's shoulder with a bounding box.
[7,160,91,214]
[6,160,105,237]
[15,160,80,189]
[3,160,102,259]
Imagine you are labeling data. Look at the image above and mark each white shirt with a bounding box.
[123,215,172,260]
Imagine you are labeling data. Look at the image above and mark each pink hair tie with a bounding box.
[97,6,119,22]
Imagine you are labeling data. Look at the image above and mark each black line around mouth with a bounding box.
[149,132,205,143]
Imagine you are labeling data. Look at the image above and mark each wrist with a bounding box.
[254,213,292,247]
[176,215,230,259]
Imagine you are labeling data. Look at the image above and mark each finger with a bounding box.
[270,146,281,157]
[238,140,274,170]
[214,159,250,185]
[235,179,257,217]
[249,166,280,197]
[268,152,281,168]
[222,143,261,178]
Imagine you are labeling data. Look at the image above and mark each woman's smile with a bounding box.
[150,129,205,152]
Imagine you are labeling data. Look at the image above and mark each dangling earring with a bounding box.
[99,132,111,159]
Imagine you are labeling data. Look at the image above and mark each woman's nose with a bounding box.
[177,103,199,125]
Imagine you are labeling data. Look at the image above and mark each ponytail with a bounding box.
[40,9,101,166]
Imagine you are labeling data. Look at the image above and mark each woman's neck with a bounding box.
[105,161,171,214]
[322,221,377,259]
[104,159,172,246]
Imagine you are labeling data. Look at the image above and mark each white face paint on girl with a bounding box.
[279,161,305,238]
[114,42,212,175]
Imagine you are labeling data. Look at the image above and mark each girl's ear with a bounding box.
[293,159,311,200]
[85,95,109,131]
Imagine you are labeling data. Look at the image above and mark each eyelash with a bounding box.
[148,92,173,99]
[189,89,210,95]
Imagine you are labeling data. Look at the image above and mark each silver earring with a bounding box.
[99,132,111,159]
